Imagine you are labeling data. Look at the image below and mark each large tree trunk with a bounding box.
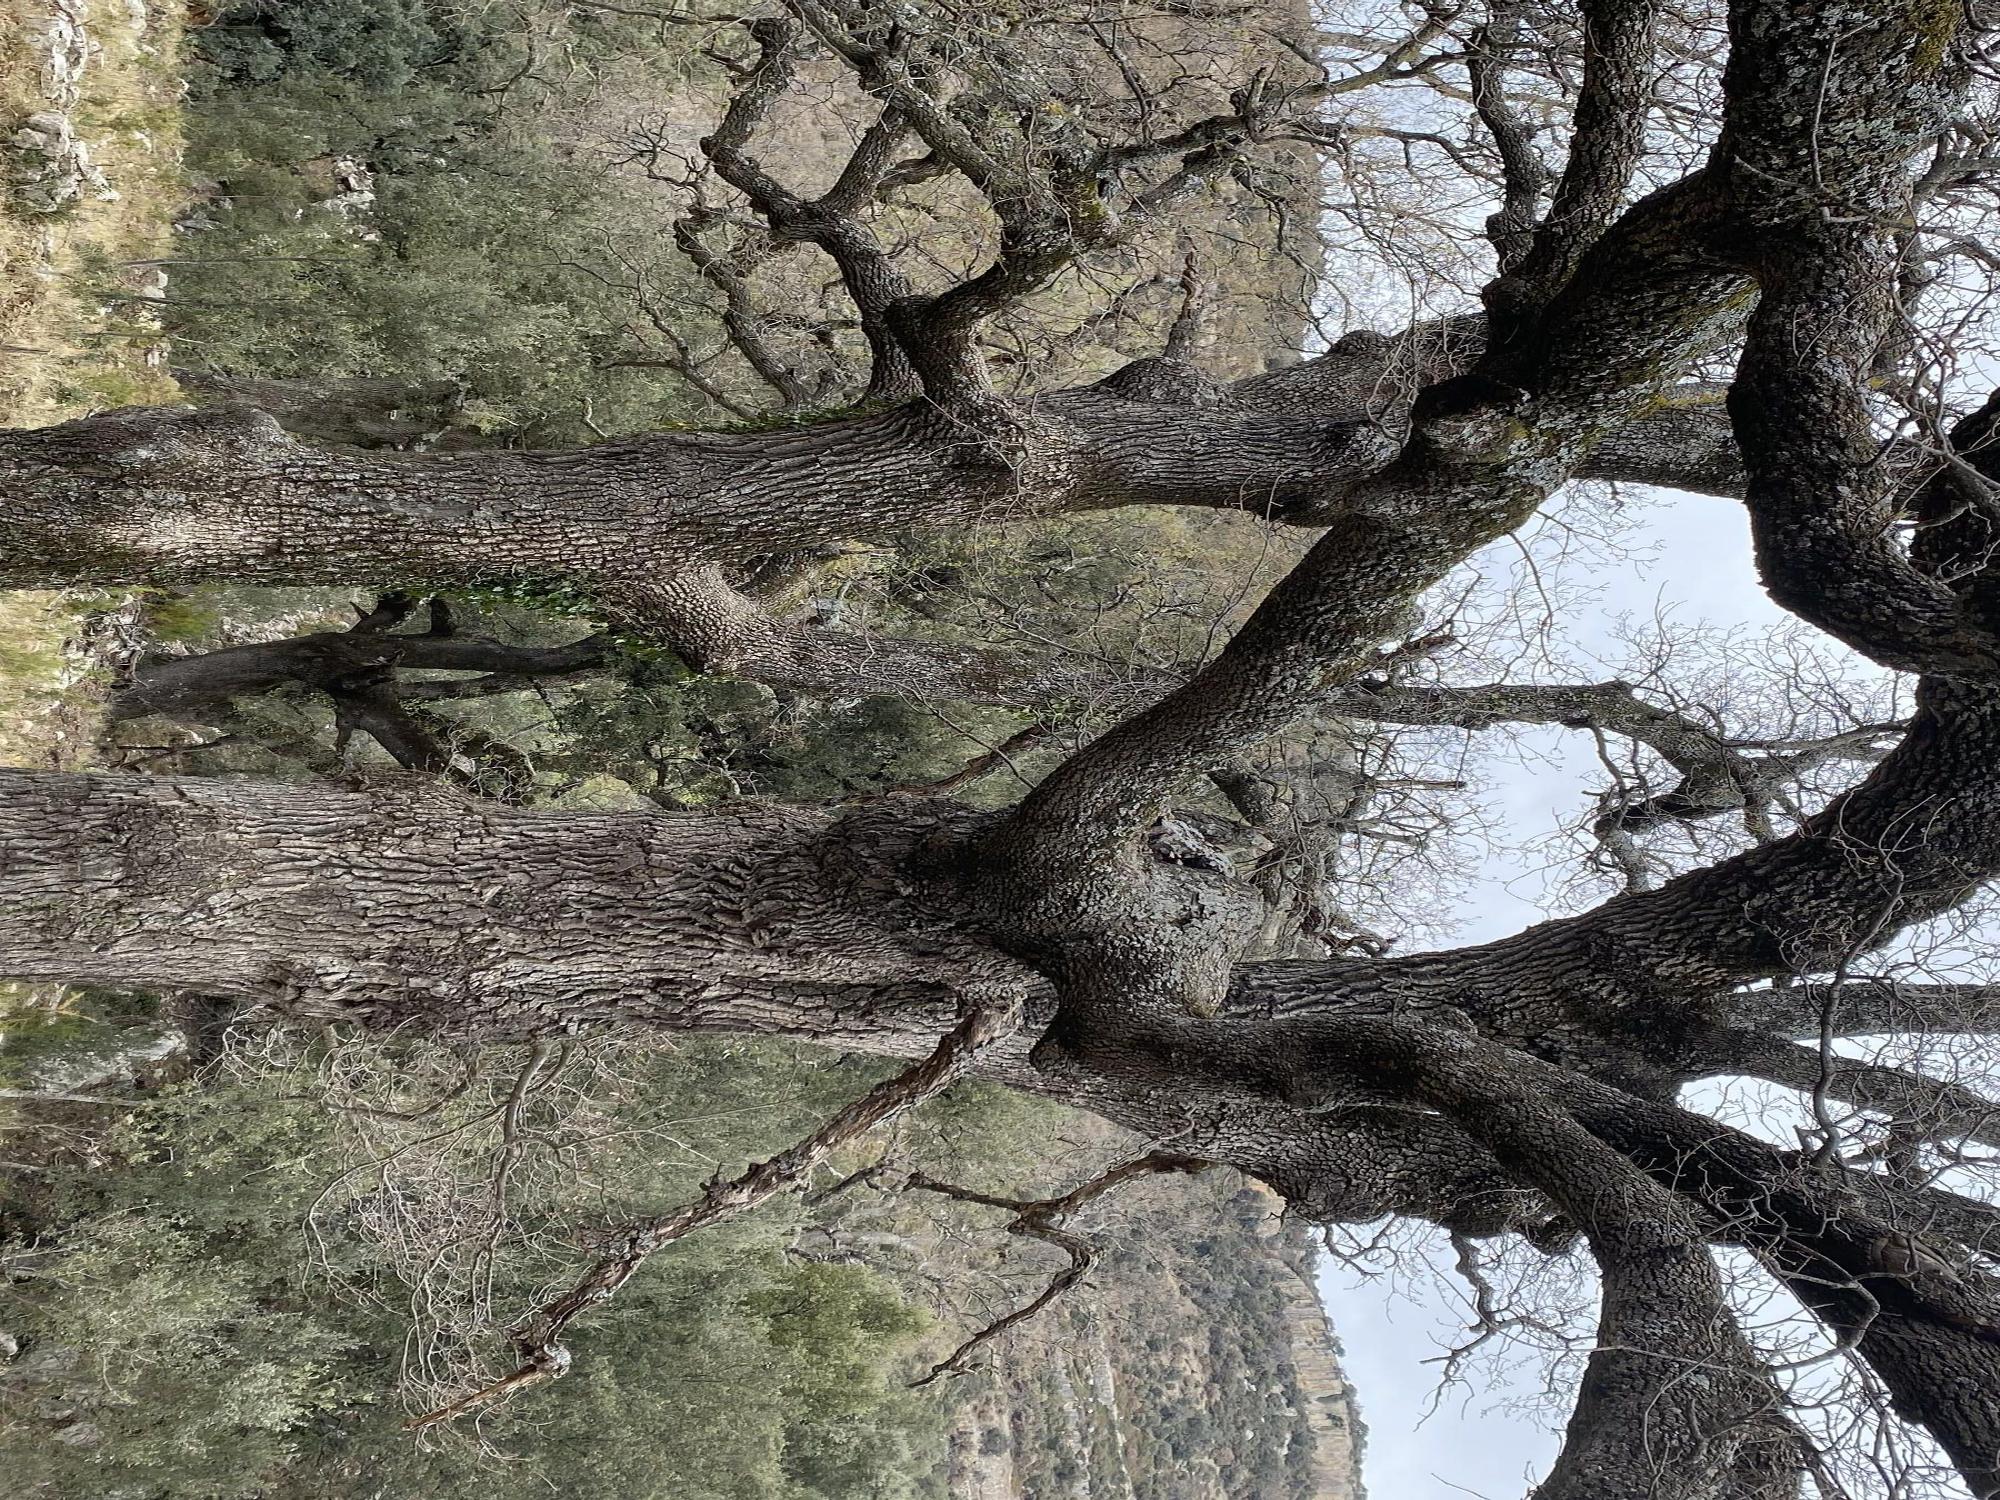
[5,0,1995,1486]
[0,766,1539,1230]
[9,762,2000,1490]
[0,333,1747,599]
[0,769,1027,1034]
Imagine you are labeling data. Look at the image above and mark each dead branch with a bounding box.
[901,1150,1207,1384]
[406,1002,1016,1429]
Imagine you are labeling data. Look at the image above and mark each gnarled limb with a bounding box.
[1715,0,1993,676]
[1467,0,1552,277]
[1093,1005,2000,1493]
[1414,1057,1781,1500]
[1678,1021,2000,1151]
[109,597,612,724]
[107,595,607,795]
[1492,0,1660,336]
[690,15,925,402]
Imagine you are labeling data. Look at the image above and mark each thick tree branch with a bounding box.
[1681,1021,2000,1150]
[1413,1051,1782,1500]
[1717,0,1990,676]
[1468,1,1551,276]
[1247,673,2000,1059]
[0,317,1770,612]
[1066,1004,2000,1491]
[1726,981,2000,1041]
[1490,0,1660,336]
[109,611,612,724]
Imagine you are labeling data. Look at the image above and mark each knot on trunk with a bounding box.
[1097,357,1221,406]
[25,403,292,475]
[1407,373,1534,462]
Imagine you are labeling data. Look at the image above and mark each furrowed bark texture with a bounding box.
[8,765,2000,1491]
[6,0,2000,1490]
[0,329,1749,601]
[0,771,1035,1031]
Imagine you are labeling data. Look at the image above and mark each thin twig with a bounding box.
[902,1151,1207,1384]
[407,1003,1017,1429]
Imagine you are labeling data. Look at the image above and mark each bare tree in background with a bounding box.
[9,0,2000,1492]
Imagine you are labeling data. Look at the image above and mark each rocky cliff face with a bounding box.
[1262,1203,1367,1500]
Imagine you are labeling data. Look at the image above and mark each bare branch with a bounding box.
[1492,0,1662,335]
[1467,0,1552,275]
[406,1001,1017,1429]
[1684,1022,2000,1149]
[900,1151,1206,1384]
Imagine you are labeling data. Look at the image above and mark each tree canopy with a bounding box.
[9,0,2000,1494]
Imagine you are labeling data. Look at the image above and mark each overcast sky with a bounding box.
[1314,484,1804,1499]
[1292,14,2000,1481]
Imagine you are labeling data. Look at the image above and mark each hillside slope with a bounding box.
[931,1138,1363,1500]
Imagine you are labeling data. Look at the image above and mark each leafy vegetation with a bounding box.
[0,0,183,422]
[170,0,723,446]
[3,1000,1352,1498]
[4,1035,954,1500]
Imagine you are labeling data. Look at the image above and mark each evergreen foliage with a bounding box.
[3,1034,954,1500]
[173,1,718,444]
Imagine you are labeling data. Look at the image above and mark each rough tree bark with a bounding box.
[5,0,2000,1493]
